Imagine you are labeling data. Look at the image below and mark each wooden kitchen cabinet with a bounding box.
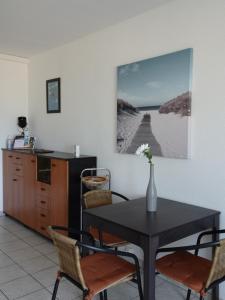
[12,153,24,221]
[2,149,96,238]
[50,159,68,228]
[3,151,24,219]
[35,181,51,237]
[12,175,24,222]
[23,155,36,229]
[3,151,13,215]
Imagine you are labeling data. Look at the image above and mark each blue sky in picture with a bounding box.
[117,48,193,107]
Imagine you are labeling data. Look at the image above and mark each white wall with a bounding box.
[0,54,28,211]
[28,0,225,295]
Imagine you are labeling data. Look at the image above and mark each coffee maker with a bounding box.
[17,116,27,136]
[12,116,29,149]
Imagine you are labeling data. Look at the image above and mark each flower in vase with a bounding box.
[136,144,153,164]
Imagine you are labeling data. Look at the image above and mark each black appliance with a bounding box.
[17,116,27,135]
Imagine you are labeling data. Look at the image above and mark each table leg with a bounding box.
[143,236,159,300]
[212,214,220,300]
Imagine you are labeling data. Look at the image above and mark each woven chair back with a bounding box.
[48,227,87,290]
[206,239,225,288]
[83,190,112,209]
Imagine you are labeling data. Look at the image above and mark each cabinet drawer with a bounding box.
[37,221,50,237]
[36,195,49,210]
[36,182,51,197]
[6,152,24,166]
[12,165,24,177]
[37,208,50,223]
[13,154,24,166]
[37,209,50,237]
[6,153,14,160]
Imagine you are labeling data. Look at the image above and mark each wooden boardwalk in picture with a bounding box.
[126,113,162,155]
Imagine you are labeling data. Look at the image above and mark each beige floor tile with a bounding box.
[47,280,82,300]
[19,255,55,274]
[32,265,59,287]
[46,251,59,264]
[0,264,27,284]
[14,229,38,239]
[106,284,137,300]
[7,247,42,263]
[0,291,8,299]
[155,278,212,300]
[0,275,42,299]
[0,227,9,234]
[0,252,14,268]
[0,240,30,253]
[0,216,17,226]
[0,235,18,244]
[0,231,18,243]
[108,282,139,299]
[22,234,47,247]
[2,222,27,233]
[17,288,52,300]
[34,242,55,255]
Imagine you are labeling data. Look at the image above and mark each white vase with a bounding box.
[146,163,157,212]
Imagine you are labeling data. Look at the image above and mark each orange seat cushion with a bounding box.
[156,251,212,295]
[81,252,136,300]
[89,227,127,246]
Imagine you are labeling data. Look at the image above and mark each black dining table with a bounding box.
[83,197,220,300]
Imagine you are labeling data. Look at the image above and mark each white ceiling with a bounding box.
[0,0,172,58]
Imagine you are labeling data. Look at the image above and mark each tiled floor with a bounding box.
[0,215,211,300]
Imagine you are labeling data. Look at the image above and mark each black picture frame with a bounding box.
[46,78,61,113]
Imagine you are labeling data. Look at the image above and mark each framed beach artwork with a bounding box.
[116,48,193,159]
[46,77,61,113]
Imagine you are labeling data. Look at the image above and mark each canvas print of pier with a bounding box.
[117,48,193,159]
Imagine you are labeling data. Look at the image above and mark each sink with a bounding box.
[33,149,54,153]
[15,148,54,154]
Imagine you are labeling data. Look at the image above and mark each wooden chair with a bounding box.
[48,225,143,300]
[156,229,225,300]
[83,190,129,248]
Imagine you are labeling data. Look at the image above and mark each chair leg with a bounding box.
[51,272,61,300]
[99,292,104,300]
[136,272,144,300]
[199,296,204,300]
[103,290,108,300]
[186,289,191,300]
[98,230,103,247]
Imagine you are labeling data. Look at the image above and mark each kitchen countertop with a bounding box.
[2,148,95,160]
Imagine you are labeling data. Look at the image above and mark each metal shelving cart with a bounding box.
[80,167,111,230]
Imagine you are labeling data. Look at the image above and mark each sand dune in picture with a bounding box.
[150,110,189,158]
[117,94,190,158]
[117,109,189,158]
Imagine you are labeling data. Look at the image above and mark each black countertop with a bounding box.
[2,148,95,161]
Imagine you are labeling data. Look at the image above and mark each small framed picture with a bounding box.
[46,78,61,113]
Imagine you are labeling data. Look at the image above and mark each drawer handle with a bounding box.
[40,226,46,231]
[16,157,21,160]
[31,159,35,163]
[40,200,46,204]
[8,155,13,158]
[40,213,46,217]
[13,179,17,182]
[52,163,56,167]
[41,187,46,191]
[16,168,20,171]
